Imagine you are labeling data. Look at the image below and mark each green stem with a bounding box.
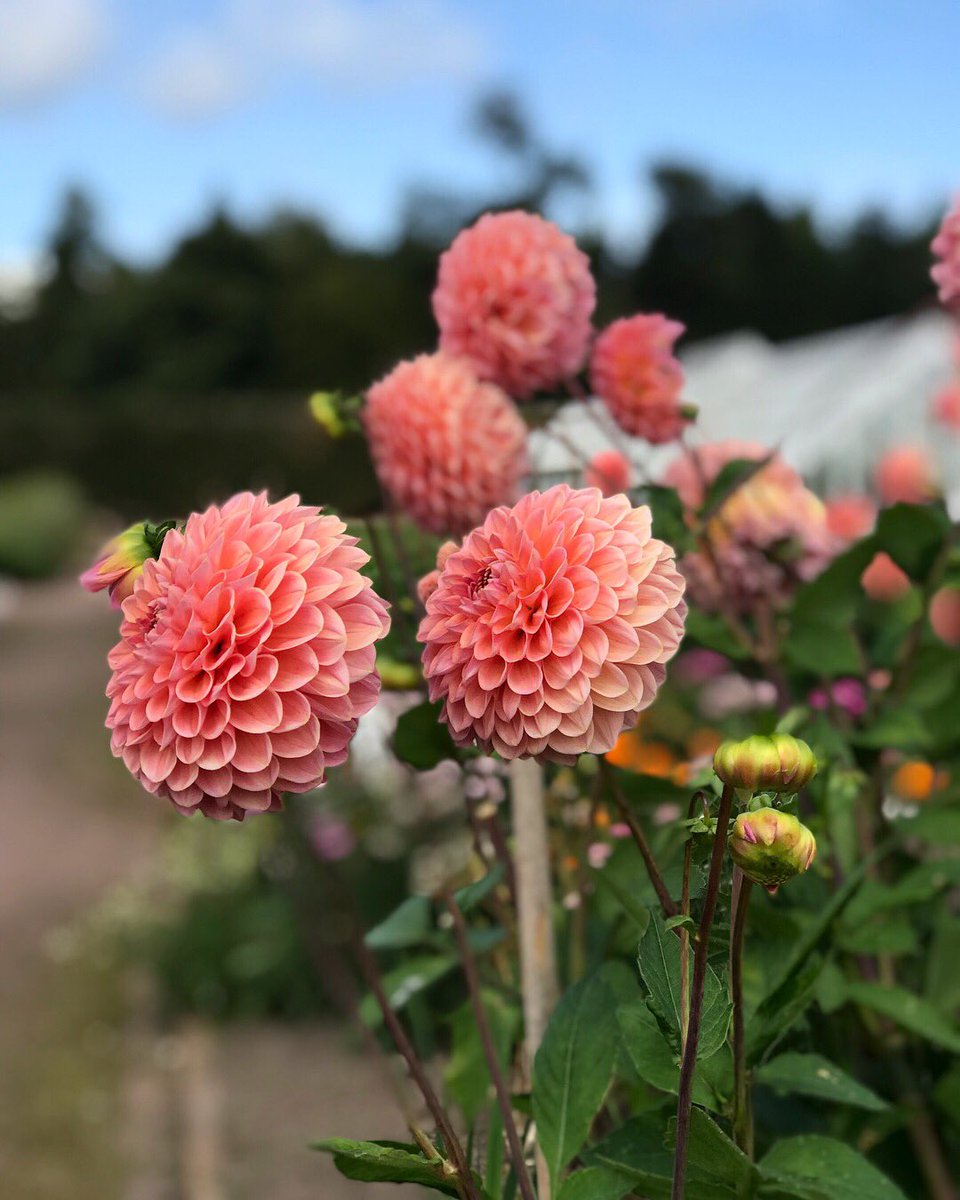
[672,783,735,1200]
[730,869,754,1157]
[602,760,678,917]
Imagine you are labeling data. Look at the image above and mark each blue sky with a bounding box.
[1,0,958,275]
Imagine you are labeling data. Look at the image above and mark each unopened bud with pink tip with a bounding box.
[79,521,175,608]
[729,807,816,894]
[713,733,818,795]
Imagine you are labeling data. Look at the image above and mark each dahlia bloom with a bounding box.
[824,494,876,543]
[584,449,633,496]
[931,198,960,306]
[875,445,938,505]
[418,484,686,763]
[364,353,528,535]
[432,211,596,399]
[105,492,390,821]
[861,552,910,602]
[81,522,161,608]
[933,381,960,430]
[664,441,837,614]
[589,314,691,444]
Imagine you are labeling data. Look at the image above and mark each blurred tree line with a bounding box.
[0,94,941,518]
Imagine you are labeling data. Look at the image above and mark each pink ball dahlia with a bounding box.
[664,441,837,614]
[589,314,691,444]
[105,492,390,821]
[874,445,938,506]
[364,353,529,535]
[584,449,633,497]
[932,197,960,307]
[432,211,596,399]
[418,484,686,763]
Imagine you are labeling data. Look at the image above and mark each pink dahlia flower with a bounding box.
[418,483,686,763]
[105,492,390,821]
[933,381,960,430]
[590,314,691,443]
[364,353,528,535]
[932,198,960,306]
[824,494,876,543]
[432,211,596,399]
[874,445,938,506]
[664,441,837,614]
[584,449,633,497]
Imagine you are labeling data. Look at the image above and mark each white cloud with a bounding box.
[142,0,489,121]
[0,0,107,107]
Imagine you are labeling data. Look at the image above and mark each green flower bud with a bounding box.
[729,807,816,894]
[377,656,422,691]
[713,733,818,794]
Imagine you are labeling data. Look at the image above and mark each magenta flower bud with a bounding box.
[79,521,164,608]
[713,733,818,794]
[729,807,816,894]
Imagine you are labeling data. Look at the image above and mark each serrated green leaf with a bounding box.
[359,954,457,1028]
[874,502,951,580]
[453,863,505,914]
[755,1052,888,1111]
[845,981,960,1052]
[365,895,433,950]
[556,1166,635,1200]
[784,619,863,677]
[533,965,622,1187]
[638,910,731,1060]
[585,1118,737,1200]
[312,1138,462,1195]
[759,1135,907,1200]
[669,1108,757,1193]
[617,1002,731,1110]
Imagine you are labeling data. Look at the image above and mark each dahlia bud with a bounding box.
[729,807,816,894]
[377,657,422,691]
[79,520,173,608]
[308,390,363,438]
[713,733,818,794]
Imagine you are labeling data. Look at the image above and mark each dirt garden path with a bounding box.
[0,580,417,1199]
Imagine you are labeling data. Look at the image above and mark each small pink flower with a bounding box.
[364,353,528,535]
[664,442,836,614]
[80,522,161,608]
[309,815,356,862]
[875,445,938,506]
[432,211,596,399]
[583,449,633,496]
[105,492,390,821]
[590,314,691,444]
[418,484,686,763]
[932,197,960,307]
[610,821,631,840]
[809,677,867,718]
[861,552,910,602]
[933,381,960,430]
[587,842,613,869]
[824,494,876,542]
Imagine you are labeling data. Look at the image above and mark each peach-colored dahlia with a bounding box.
[664,441,837,614]
[418,484,686,763]
[105,492,390,821]
[584,449,633,497]
[590,314,691,444]
[364,353,528,535]
[432,211,596,399]
[932,198,960,307]
[874,445,938,506]
[933,381,960,430]
[824,494,876,543]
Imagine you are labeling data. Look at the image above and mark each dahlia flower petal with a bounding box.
[104,492,390,820]
[418,484,685,760]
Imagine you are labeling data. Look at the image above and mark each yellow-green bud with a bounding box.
[309,391,347,438]
[729,807,816,894]
[377,656,422,691]
[713,733,818,794]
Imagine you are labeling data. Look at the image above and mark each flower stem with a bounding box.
[444,889,537,1200]
[672,783,735,1200]
[602,759,678,917]
[510,757,559,1200]
[730,868,754,1157]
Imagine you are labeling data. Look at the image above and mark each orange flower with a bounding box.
[890,761,938,803]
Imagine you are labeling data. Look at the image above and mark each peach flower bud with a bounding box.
[729,807,816,894]
[584,449,633,496]
[824,494,876,542]
[80,521,172,608]
[861,552,910,602]
[713,733,817,794]
[874,445,938,506]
